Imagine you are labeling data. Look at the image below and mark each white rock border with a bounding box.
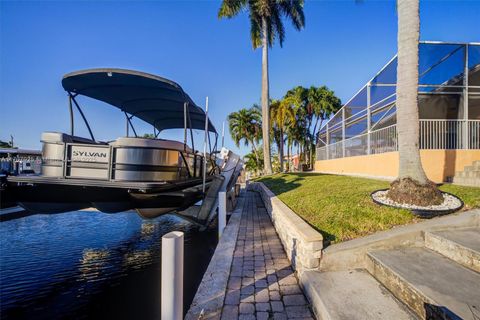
[371,189,463,218]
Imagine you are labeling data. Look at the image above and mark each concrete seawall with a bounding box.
[185,194,245,319]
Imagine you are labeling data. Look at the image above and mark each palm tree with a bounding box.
[244,149,264,176]
[282,85,341,169]
[387,0,442,206]
[270,99,295,172]
[284,86,312,167]
[228,106,262,168]
[285,115,307,170]
[218,0,305,175]
[308,86,341,168]
[310,86,342,144]
[271,120,282,167]
[285,118,296,171]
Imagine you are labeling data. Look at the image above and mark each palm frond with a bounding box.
[279,0,305,31]
[271,9,285,47]
[249,13,262,48]
[218,0,248,18]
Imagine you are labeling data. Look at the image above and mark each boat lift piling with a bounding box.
[202,97,209,194]
[161,231,184,320]
[175,147,243,228]
[221,121,225,149]
[218,191,226,237]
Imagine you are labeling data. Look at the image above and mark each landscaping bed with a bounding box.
[255,173,480,243]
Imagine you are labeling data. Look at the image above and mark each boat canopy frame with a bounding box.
[62,68,218,154]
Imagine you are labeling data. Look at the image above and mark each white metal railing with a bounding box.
[327,140,343,159]
[419,120,464,149]
[469,120,480,149]
[316,120,480,161]
[316,145,328,161]
[370,124,397,154]
[344,133,368,157]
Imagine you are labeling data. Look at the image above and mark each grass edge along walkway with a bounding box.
[255,173,480,244]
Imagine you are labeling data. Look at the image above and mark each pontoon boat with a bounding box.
[5,69,240,220]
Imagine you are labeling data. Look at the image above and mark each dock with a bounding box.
[186,189,314,319]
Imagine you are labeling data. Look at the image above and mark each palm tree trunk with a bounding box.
[261,17,273,175]
[387,0,442,207]
[312,137,316,168]
[311,117,322,169]
[251,140,261,170]
[290,143,293,170]
[312,117,321,141]
[287,139,290,172]
[279,128,284,172]
[396,0,427,183]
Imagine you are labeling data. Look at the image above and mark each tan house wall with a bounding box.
[314,150,480,183]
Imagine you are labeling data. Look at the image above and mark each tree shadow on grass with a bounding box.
[258,172,326,197]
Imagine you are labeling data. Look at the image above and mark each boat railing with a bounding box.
[41,133,205,182]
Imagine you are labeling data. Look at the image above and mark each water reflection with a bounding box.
[0,210,217,319]
[141,223,156,237]
[123,249,153,270]
[79,249,110,281]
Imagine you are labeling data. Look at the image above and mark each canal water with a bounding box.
[0,210,218,319]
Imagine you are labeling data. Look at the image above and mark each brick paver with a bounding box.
[221,191,314,319]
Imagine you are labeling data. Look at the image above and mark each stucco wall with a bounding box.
[314,150,480,183]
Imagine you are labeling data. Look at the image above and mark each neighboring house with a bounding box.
[283,154,301,172]
[291,154,301,172]
[315,41,480,183]
[0,148,42,174]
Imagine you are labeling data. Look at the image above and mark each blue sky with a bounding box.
[1,0,479,155]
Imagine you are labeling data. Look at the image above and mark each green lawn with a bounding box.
[256,173,480,243]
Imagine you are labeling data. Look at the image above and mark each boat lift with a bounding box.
[175,147,242,228]
[174,96,243,228]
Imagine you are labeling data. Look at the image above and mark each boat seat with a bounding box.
[41,132,107,145]
[109,137,193,153]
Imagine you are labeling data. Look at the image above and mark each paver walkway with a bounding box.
[221,191,314,320]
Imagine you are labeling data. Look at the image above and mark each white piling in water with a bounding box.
[161,231,184,320]
[202,96,209,193]
[218,191,227,238]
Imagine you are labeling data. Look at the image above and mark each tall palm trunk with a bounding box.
[310,141,316,169]
[311,118,323,169]
[287,139,290,172]
[396,0,427,183]
[307,120,312,169]
[250,140,261,170]
[262,17,273,175]
[279,128,284,172]
[388,0,442,206]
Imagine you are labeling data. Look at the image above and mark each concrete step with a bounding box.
[425,228,480,272]
[464,165,480,172]
[301,269,417,320]
[463,161,480,171]
[452,176,480,187]
[455,170,480,178]
[367,247,480,320]
[465,171,480,178]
